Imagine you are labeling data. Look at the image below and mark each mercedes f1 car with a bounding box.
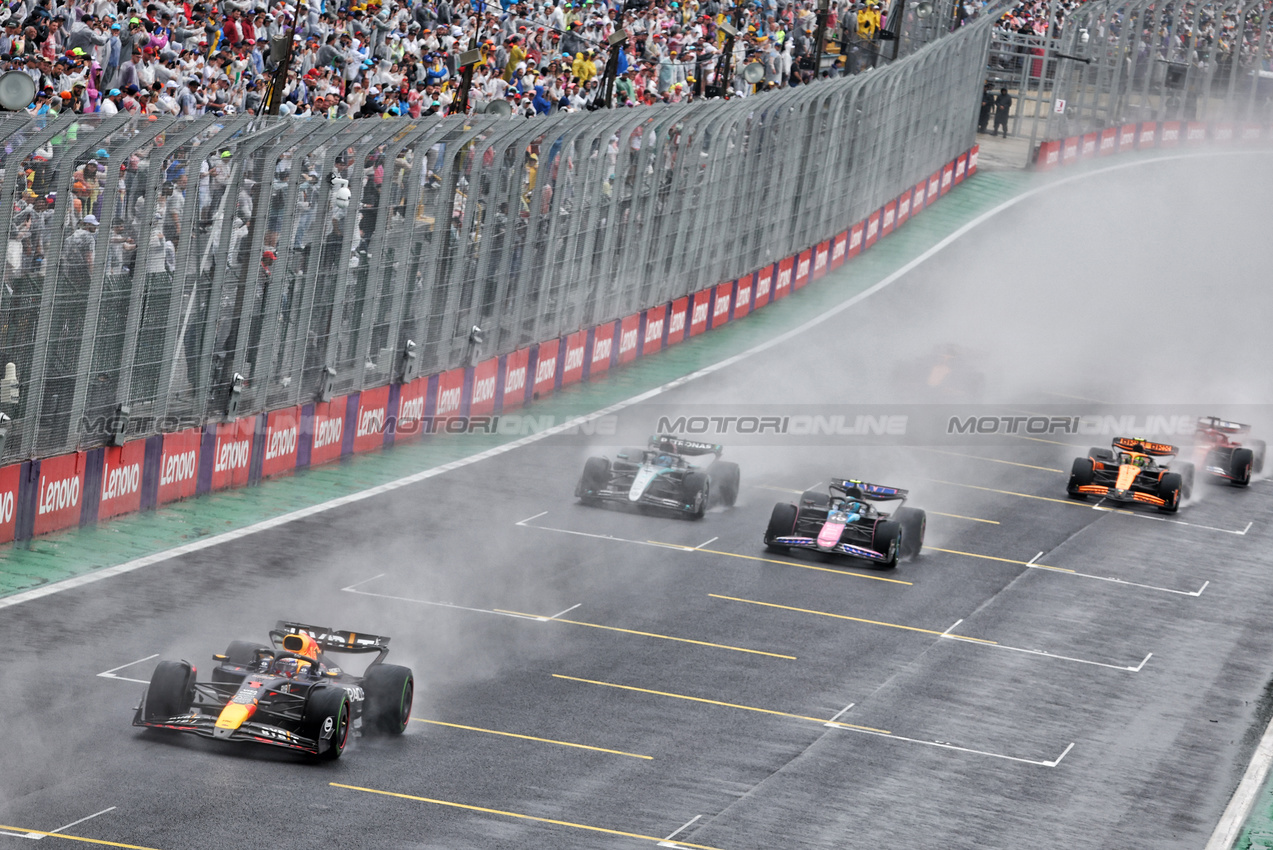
[575,435,741,518]
[134,621,414,760]
[1193,417,1265,486]
[1066,437,1194,512]
[763,479,926,568]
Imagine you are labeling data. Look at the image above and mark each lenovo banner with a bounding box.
[209,416,255,490]
[896,191,911,228]
[618,313,641,363]
[532,340,558,398]
[470,357,498,415]
[1185,122,1207,144]
[1119,124,1137,152]
[865,210,880,250]
[1213,123,1234,143]
[968,145,979,175]
[1081,132,1098,158]
[1160,121,1181,147]
[793,249,811,290]
[667,296,690,344]
[502,348,531,408]
[848,221,865,257]
[733,274,753,319]
[561,330,587,387]
[927,172,940,203]
[752,267,773,310]
[831,232,848,270]
[689,288,713,334]
[261,406,302,476]
[157,427,201,505]
[97,440,146,520]
[773,258,794,301]
[32,452,86,535]
[642,305,667,356]
[351,385,391,453]
[590,320,616,376]
[1062,136,1079,165]
[912,182,926,214]
[940,162,954,194]
[954,153,967,184]
[881,201,896,237]
[1037,140,1060,170]
[437,366,467,420]
[0,463,19,543]
[712,282,734,328]
[308,397,347,468]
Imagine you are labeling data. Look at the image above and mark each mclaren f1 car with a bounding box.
[134,621,414,760]
[763,479,926,568]
[1066,437,1194,512]
[1193,417,1265,486]
[575,435,741,518]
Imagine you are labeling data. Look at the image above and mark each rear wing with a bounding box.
[271,621,391,657]
[832,478,909,501]
[650,435,722,458]
[1112,437,1177,457]
[1197,416,1250,435]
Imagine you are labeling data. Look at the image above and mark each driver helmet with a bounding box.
[276,656,313,678]
[1132,455,1148,468]
[656,454,673,466]
[282,632,321,662]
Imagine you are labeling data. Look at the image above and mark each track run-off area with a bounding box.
[3,151,1273,849]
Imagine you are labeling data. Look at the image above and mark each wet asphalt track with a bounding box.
[3,153,1273,850]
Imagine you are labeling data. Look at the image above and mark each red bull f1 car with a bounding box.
[763,479,926,568]
[1193,417,1265,486]
[1067,437,1193,512]
[575,435,741,519]
[134,621,414,760]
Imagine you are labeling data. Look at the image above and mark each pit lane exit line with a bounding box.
[710,595,1152,672]
[552,675,1072,767]
[924,547,1209,597]
[1091,503,1252,535]
[97,655,159,685]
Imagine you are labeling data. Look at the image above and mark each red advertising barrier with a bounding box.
[812,240,830,280]
[642,305,666,355]
[830,232,848,270]
[350,385,390,454]
[98,440,146,520]
[1160,121,1181,147]
[531,340,558,398]
[470,357,498,415]
[712,283,733,328]
[912,181,926,214]
[590,320,615,376]
[689,288,712,334]
[773,257,794,300]
[33,452,86,535]
[1099,128,1116,156]
[881,201,896,237]
[733,275,753,318]
[1185,121,1207,144]
[865,210,880,250]
[927,172,940,204]
[896,190,911,228]
[968,145,980,175]
[1062,136,1079,165]
[617,313,641,363]
[209,416,255,490]
[1213,123,1235,144]
[308,398,347,468]
[1037,140,1061,170]
[1118,124,1137,152]
[954,152,968,184]
[0,463,19,543]
[848,221,865,256]
[1080,132,1098,158]
[436,366,467,419]
[561,330,587,386]
[752,267,773,309]
[262,406,302,475]
[940,162,954,194]
[1138,122,1157,148]
[793,249,812,290]
[667,296,690,343]
[157,428,201,505]
[1240,123,1263,143]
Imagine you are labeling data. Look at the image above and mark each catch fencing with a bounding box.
[0,16,994,539]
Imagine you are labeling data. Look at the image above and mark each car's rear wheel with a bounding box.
[145,660,195,721]
[1230,448,1254,487]
[1067,457,1094,499]
[799,489,830,510]
[1089,447,1114,463]
[363,664,414,735]
[872,520,901,568]
[765,503,798,552]
[895,507,926,559]
[576,457,610,505]
[1157,472,1182,512]
[681,472,709,519]
[211,640,270,684]
[707,460,741,507]
[303,687,350,761]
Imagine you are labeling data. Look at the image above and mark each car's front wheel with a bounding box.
[765,503,798,552]
[144,660,195,721]
[363,664,414,735]
[303,687,350,761]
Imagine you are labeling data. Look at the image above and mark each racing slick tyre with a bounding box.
[1089,447,1115,463]
[707,460,741,508]
[1176,462,1195,500]
[764,503,798,552]
[1252,441,1266,474]
[211,640,271,684]
[1067,457,1095,499]
[895,507,926,560]
[576,457,610,505]
[872,520,902,569]
[144,660,195,721]
[363,664,414,735]
[1230,448,1254,487]
[799,489,831,510]
[1157,472,1183,513]
[303,687,351,761]
[681,472,710,519]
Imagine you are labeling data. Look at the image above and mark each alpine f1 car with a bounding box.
[1066,437,1194,512]
[763,479,926,568]
[575,435,741,519]
[1193,417,1265,486]
[134,621,414,760]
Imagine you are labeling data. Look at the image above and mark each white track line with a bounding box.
[549,603,582,620]
[1091,503,1251,535]
[823,724,1074,767]
[824,703,856,726]
[941,635,1153,672]
[37,808,117,839]
[97,654,159,685]
[342,583,542,621]
[694,537,718,550]
[2,151,1257,612]
[658,815,702,847]
[1027,552,1043,565]
[515,511,548,526]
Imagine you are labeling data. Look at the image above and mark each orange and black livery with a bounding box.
[1066,438,1195,513]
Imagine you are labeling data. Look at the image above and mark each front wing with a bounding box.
[772,536,892,562]
[1073,483,1169,507]
[133,708,323,755]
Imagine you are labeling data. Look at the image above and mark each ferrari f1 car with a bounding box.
[763,479,926,568]
[133,621,414,760]
[1066,437,1194,512]
[1193,417,1265,486]
[575,435,741,518]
